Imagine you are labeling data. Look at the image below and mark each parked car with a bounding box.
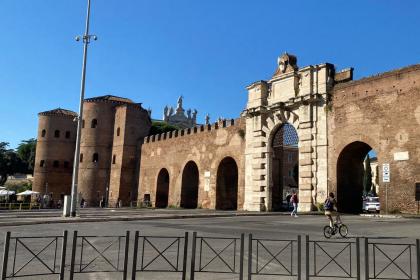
[363,196,380,213]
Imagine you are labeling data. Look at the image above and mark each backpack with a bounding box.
[324,198,333,210]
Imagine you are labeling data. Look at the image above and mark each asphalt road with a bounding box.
[1,213,419,238]
[0,214,419,280]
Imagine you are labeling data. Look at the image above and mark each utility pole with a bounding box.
[69,0,97,217]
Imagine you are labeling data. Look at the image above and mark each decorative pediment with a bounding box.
[272,53,298,78]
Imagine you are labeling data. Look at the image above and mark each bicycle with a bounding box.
[323,222,348,238]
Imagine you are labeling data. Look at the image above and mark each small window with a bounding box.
[40,160,45,167]
[41,129,46,137]
[54,130,60,138]
[65,131,70,139]
[64,161,69,168]
[112,155,116,164]
[117,127,120,136]
[82,119,85,128]
[80,153,83,163]
[53,160,59,167]
[91,119,98,128]
[93,153,99,162]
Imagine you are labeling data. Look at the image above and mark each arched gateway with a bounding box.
[243,53,331,211]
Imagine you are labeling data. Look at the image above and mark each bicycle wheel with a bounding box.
[339,224,349,237]
[323,225,332,238]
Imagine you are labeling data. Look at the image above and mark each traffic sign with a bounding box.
[382,163,390,183]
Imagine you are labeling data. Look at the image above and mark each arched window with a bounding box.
[117,127,120,136]
[80,153,83,163]
[91,119,98,128]
[41,129,46,137]
[93,153,99,162]
[40,160,45,167]
[53,160,59,167]
[54,130,60,138]
[112,155,116,164]
[65,131,70,139]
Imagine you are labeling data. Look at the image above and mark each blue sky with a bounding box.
[1,0,419,149]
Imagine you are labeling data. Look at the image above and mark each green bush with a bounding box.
[316,202,324,212]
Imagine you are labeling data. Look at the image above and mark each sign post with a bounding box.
[415,183,420,215]
[382,163,390,214]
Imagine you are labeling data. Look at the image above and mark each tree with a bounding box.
[16,138,36,174]
[363,155,373,195]
[149,121,179,136]
[0,142,21,185]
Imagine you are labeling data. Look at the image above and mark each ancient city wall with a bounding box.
[138,118,246,209]
[328,64,420,213]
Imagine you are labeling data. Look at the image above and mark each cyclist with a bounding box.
[324,192,341,228]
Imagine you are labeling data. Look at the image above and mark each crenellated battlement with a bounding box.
[143,118,239,144]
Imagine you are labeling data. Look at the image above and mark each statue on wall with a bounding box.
[177,96,183,110]
[205,114,210,125]
[163,106,169,121]
[192,109,197,121]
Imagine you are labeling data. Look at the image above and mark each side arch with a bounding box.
[336,141,373,213]
[155,168,169,208]
[216,157,238,210]
[180,161,199,209]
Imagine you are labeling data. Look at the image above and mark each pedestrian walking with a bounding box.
[290,190,298,217]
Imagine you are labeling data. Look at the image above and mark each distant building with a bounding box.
[162,96,198,129]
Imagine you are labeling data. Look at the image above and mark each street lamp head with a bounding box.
[75,36,81,41]
[93,35,98,41]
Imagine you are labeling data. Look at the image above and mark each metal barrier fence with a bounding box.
[1,231,420,280]
[132,231,188,280]
[190,232,244,280]
[307,236,360,280]
[248,234,301,279]
[69,231,130,280]
[1,231,67,279]
[365,238,420,280]
[0,203,41,210]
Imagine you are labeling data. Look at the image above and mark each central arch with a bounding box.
[180,161,199,208]
[155,168,169,208]
[269,123,299,211]
[337,141,373,213]
[216,157,238,210]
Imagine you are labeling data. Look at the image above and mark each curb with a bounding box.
[0,211,325,227]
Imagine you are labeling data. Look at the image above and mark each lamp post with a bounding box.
[69,0,97,217]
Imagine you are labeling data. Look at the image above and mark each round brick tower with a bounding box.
[77,95,135,206]
[33,109,77,201]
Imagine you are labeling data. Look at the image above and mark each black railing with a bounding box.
[307,236,360,279]
[69,231,130,280]
[132,231,188,280]
[190,232,244,280]
[1,231,67,279]
[248,234,301,279]
[1,232,420,280]
[366,238,419,280]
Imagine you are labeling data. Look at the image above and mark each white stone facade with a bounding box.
[243,53,333,212]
